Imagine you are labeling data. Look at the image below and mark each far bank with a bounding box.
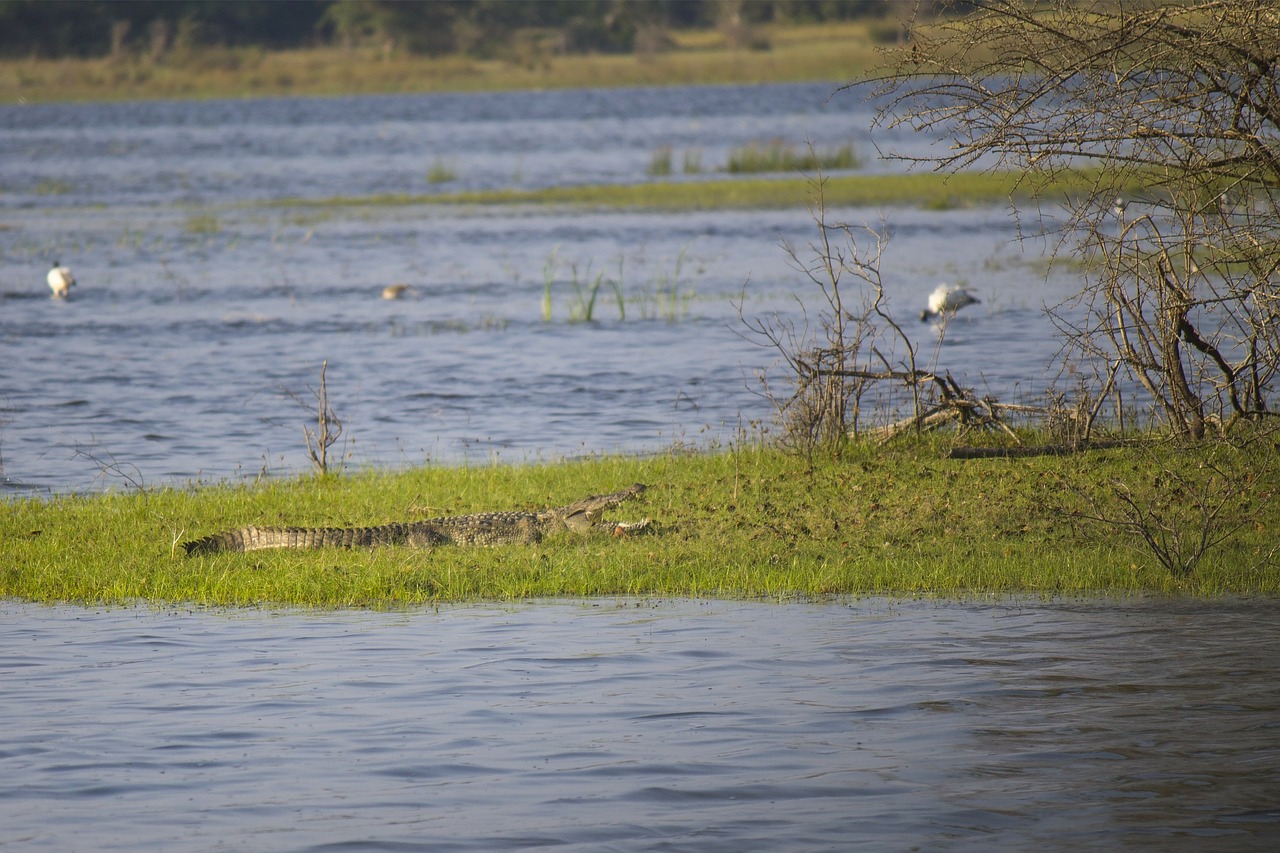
[2,21,880,104]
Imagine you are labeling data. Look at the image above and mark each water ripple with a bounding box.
[2,599,1279,850]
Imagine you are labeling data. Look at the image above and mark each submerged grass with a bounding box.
[4,438,1277,608]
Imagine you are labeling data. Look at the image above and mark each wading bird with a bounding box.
[919,284,978,322]
[47,261,76,299]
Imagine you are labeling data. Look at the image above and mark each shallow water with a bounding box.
[3,597,1278,851]
[1,83,1078,496]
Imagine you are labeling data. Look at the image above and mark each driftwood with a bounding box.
[819,363,1122,451]
[864,395,1045,444]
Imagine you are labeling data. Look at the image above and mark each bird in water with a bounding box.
[920,284,979,322]
[47,261,76,299]
[382,284,413,300]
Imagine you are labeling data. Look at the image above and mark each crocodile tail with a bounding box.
[183,523,429,556]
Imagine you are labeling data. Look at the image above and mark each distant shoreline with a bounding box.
[1,21,883,105]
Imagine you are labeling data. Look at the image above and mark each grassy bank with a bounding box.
[2,21,881,104]
[3,437,1276,608]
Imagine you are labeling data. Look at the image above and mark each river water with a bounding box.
[5,85,1276,851]
[1,82,1078,496]
[3,597,1278,851]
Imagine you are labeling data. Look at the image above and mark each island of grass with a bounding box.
[261,168,1149,216]
[4,434,1276,608]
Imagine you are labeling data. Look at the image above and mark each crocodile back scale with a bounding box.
[183,483,648,556]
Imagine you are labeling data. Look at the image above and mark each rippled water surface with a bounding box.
[3,598,1278,851]
[1,83,1077,496]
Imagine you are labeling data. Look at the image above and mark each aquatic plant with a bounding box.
[540,250,626,323]
[648,147,703,178]
[647,146,673,177]
[565,260,625,323]
[724,140,860,174]
[184,211,220,234]
[639,248,692,321]
[541,247,557,322]
[543,251,700,324]
[35,178,72,195]
[426,158,457,184]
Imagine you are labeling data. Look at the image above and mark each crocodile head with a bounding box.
[546,483,647,532]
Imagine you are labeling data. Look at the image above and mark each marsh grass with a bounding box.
[647,146,674,177]
[184,211,221,234]
[648,147,707,177]
[426,158,458,184]
[725,140,860,174]
[565,261,622,323]
[542,251,626,323]
[4,436,1277,608]
[35,179,73,196]
[290,168,1140,213]
[542,251,693,323]
[636,248,692,321]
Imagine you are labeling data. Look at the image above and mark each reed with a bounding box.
[643,248,692,321]
[426,158,458,184]
[541,247,557,322]
[567,262,607,323]
[682,148,704,174]
[184,211,221,234]
[724,140,860,174]
[647,146,674,177]
[3,435,1277,608]
[543,251,696,323]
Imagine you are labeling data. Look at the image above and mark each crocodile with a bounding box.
[183,483,649,556]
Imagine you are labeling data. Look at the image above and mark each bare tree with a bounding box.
[740,175,947,452]
[283,360,345,475]
[869,0,1280,437]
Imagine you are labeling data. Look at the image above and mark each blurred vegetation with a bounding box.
[0,0,920,60]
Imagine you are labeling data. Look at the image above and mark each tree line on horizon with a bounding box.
[0,0,922,60]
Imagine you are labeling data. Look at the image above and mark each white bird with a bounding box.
[47,261,76,299]
[920,284,979,322]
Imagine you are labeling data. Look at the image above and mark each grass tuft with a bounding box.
[725,140,860,174]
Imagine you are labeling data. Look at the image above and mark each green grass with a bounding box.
[3,436,1277,608]
[279,168,1141,213]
